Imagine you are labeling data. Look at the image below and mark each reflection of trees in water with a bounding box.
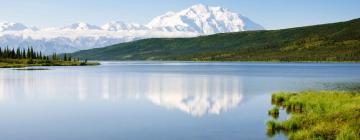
[0,71,4,101]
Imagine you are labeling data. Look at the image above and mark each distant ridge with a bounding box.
[70,18,360,62]
[0,4,263,54]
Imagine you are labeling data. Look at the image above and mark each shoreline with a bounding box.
[2,60,359,68]
[79,60,360,64]
[0,60,100,68]
[267,90,360,140]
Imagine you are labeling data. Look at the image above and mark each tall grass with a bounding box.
[267,90,360,140]
[268,107,280,119]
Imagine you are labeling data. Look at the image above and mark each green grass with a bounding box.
[267,91,360,140]
[0,58,99,68]
[70,18,360,61]
[268,107,280,119]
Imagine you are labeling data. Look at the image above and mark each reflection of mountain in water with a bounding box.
[0,71,243,116]
[146,75,243,116]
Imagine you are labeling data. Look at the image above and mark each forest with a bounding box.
[0,47,96,68]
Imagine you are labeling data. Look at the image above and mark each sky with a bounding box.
[0,0,359,29]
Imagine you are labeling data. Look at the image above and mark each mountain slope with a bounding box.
[70,18,360,61]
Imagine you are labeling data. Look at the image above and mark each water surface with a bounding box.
[0,62,359,140]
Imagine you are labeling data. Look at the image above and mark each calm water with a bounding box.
[0,62,360,140]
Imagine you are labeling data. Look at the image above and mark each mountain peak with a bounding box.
[147,4,264,34]
[61,22,101,30]
[189,4,208,10]
[185,4,230,15]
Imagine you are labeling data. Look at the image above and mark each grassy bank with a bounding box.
[0,59,99,68]
[267,91,360,140]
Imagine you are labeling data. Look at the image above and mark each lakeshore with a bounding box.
[267,90,360,140]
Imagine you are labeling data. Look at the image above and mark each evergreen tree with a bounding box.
[27,48,31,58]
[16,48,21,59]
[63,53,67,61]
[22,49,26,59]
[0,46,83,64]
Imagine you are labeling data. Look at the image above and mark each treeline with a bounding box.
[0,47,75,61]
[0,47,47,60]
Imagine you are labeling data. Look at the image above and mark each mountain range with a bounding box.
[70,18,360,61]
[0,4,264,54]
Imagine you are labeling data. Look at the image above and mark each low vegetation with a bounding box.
[71,18,360,62]
[268,107,280,119]
[267,91,360,140]
[0,47,99,68]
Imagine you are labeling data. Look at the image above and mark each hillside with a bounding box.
[70,18,360,61]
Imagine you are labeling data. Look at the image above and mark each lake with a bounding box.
[0,62,359,140]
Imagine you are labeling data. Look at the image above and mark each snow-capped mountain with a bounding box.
[61,22,101,30]
[147,4,264,34]
[0,22,30,32]
[101,21,148,31]
[0,4,264,54]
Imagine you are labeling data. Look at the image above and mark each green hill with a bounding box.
[70,18,360,61]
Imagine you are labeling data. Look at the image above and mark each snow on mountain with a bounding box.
[61,22,101,30]
[147,4,264,34]
[0,22,30,32]
[101,21,148,31]
[0,4,264,54]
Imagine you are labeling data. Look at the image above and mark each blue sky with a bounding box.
[0,0,359,29]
